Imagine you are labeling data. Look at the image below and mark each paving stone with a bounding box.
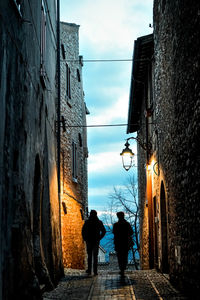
[43,269,189,300]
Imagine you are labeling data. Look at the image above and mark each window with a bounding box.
[66,63,71,99]
[61,44,66,59]
[40,0,46,76]
[80,209,84,220]
[72,141,78,181]
[77,69,81,82]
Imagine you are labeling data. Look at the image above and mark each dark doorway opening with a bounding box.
[153,196,158,268]
[160,181,169,273]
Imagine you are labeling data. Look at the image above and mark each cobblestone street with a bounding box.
[43,269,189,300]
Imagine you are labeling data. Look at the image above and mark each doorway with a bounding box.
[153,196,158,267]
[160,181,169,273]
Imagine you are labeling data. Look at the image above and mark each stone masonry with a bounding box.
[153,0,200,294]
[0,1,63,299]
[60,22,89,269]
[128,1,200,297]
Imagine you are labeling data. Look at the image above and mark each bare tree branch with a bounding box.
[102,176,140,270]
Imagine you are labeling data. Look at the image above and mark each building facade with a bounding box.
[60,22,89,269]
[127,1,200,295]
[0,1,63,299]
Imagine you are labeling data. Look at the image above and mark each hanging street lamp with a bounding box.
[120,140,135,171]
[120,136,150,171]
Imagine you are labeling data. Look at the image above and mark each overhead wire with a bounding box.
[64,58,150,63]
[64,123,154,128]
[66,123,129,128]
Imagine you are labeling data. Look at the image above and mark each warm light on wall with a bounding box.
[147,160,159,176]
[147,164,152,171]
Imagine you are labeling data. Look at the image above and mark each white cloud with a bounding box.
[61,0,153,55]
[88,184,125,197]
[87,92,129,125]
[88,187,113,197]
[77,0,153,54]
[88,151,121,173]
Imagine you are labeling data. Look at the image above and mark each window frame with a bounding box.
[66,63,71,100]
[77,68,81,82]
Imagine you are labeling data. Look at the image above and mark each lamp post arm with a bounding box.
[126,136,150,151]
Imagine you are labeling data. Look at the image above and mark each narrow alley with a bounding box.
[1,1,200,299]
[43,269,188,300]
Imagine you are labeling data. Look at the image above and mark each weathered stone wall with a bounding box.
[61,194,85,269]
[137,97,150,270]
[0,1,63,299]
[60,22,88,269]
[153,0,200,294]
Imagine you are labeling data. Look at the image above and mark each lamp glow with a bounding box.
[120,141,134,171]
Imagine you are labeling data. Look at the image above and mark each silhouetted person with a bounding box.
[113,211,133,276]
[82,210,106,275]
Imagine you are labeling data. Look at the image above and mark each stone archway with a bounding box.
[160,181,169,273]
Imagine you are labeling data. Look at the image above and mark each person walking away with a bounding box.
[82,210,106,275]
[113,211,133,276]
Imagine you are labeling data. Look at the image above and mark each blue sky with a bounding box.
[60,0,153,215]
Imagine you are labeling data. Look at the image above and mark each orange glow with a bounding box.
[60,179,86,269]
[147,162,154,268]
[147,164,152,171]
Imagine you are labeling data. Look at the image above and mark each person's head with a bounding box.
[89,210,97,219]
[116,211,125,220]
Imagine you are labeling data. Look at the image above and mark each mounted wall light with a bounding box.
[120,140,135,171]
[120,136,151,171]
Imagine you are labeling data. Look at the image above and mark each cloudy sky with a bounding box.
[60,0,153,215]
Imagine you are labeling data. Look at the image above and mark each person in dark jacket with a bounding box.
[82,210,106,275]
[113,211,133,276]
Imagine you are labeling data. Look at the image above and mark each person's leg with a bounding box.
[117,248,128,275]
[86,242,92,274]
[121,249,128,271]
[116,250,124,273]
[93,241,99,275]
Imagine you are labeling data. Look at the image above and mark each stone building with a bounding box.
[0,1,63,299]
[127,1,200,295]
[60,22,89,269]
